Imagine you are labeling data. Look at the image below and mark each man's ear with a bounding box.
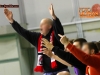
[91,49,95,54]
[48,25,52,29]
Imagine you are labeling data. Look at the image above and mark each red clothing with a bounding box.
[66,43,100,75]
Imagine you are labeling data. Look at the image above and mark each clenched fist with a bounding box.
[4,8,13,23]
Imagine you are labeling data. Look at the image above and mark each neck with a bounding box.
[41,30,51,36]
[41,32,49,36]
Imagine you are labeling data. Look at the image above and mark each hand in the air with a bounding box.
[58,34,70,47]
[4,8,13,23]
[42,38,54,50]
[49,4,56,19]
[42,48,54,58]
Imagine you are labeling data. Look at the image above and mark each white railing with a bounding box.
[28,18,100,31]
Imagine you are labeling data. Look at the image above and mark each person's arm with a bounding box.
[4,8,40,46]
[52,46,86,68]
[52,55,72,67]
[49,4,64,40]
[66,43,100,68]
[53,17,64,40]
[42,48,72,67]
[11,20,40,45]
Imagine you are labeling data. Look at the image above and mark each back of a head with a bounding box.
[95,42,100,52]
[87,42,99,54]
[69,39,74,44]
[74,38,87,47]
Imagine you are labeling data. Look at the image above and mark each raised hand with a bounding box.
[49,4,56,19]
[42,38,54,50]
[4,8,13,23]
[58,34,70,47]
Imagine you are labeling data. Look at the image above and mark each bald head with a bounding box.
[40,18,53,36]
[40,18,53,26]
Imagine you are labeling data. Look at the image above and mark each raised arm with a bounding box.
[4,8,40,46]
[49,4,64,40]
[66,43,100,68]
[58,34,100,68]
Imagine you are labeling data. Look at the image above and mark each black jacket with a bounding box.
[11,17,68,72]
[52,46,87,75]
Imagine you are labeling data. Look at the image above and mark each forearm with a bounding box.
[53,17,64,35]
[52,46,84,67]
[52,14,56,20]
[52,55,72,67]
[11,20,26,35]
[11,20,40,45]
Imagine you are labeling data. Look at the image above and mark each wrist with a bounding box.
[9,19,14,23]
[52,14,56,20]
[64,42,70,48]
[51,54,56,58]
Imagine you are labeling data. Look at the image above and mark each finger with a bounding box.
[10,11,12,14]
[42,48,48,51]
[51,3,53,8]
[4,8,7,14]
[42,43,46,47]
[42,48,48,54]
[42,39,47,44]
[42,38,48,41]
[4,8,9,16]
[42,38,49,43]
[4,8,9,13]
[58,34,63,38]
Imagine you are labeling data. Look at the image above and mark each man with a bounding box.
[42,38,87,75]
[4,4,69,75]
[58,34,100,75]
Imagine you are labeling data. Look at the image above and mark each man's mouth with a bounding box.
[40,29,42,31]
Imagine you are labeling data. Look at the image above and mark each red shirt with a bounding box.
[66,43,100,75]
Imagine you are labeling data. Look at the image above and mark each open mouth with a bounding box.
[40,29,42,31]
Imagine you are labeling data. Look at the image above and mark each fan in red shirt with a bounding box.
[58,34,100,75]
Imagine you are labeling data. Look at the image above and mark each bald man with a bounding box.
[4,4,69,75]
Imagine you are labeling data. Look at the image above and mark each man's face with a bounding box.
[82,44,95,55]
[65,41,81,52]
[82,44,90,54]
[73,42,81,49]
[40,19,52,35]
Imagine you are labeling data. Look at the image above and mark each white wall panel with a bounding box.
[0,36,18,60]
[84,29,100,42]
[0,61,21,75]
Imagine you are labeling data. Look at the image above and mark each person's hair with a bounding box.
[84,42,99,54]
[73,38,87,47]
[95,42,100,51]
[69,39,74,44]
